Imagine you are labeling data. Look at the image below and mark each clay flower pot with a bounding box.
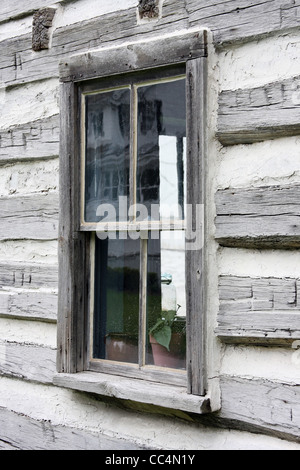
[149,333,186,369]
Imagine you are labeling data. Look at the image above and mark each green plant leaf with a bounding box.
[153,325,172,351]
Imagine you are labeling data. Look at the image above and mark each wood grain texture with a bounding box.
[188,0,300,47]
[60,29,207,83]
[216,275,300,344]
[219,375,300,440]
[0,406,143,450]
[215,184,300,248]
[54,371,212,415]
[0,290,57,322]
[0,340,56,383]
[0,192,58,240]
[57,82,88,374]
[3,1,300,88]
[218,76,300,145]
[0,262,58,289]
[186,57,207,396]
[0,115,59,164]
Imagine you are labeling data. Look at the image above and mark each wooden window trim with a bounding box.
[56,29,211,412]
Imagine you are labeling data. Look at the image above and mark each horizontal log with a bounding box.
[0,261,58,289]
[0,340,56,383]
[0,406,143,450]
[217,76,300,145]
[2,1,300,88]
[0,192,58,240]
[0,4,188,88]
[0,115,59,164]
[216,275,300,344]
[188,0,300,48]
[219,375,300,440]
[0,290,57,322]
[215,185,300,248]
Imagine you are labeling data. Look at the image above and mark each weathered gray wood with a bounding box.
[54,371,212,415]
[186,57,207,396]
[0,192,58,240]
[60,29,207,82]
[0,262,58,289]
[0,290,57,322]
[188,0,300,48]
[0,341,56,384]
[219,375,300,440]
[218,76,300,145]
[2,1,300,88]
[0,406,143,450]
[0,4,188,88]
[57,81,87,374]
[216,275,300,344]
[0,115,59,164]
[215,185,300,248]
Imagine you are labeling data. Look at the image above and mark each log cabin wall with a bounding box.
[1,0,300,450]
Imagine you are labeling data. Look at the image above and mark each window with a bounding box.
[56,29,211,412]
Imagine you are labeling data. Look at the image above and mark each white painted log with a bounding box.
[216,275,300,344]
[0,406,142,450]
[2,2,300,88]
[0,290,57,322]
[218,76,300,145]
[54,371,212,415]
[0,192,58,240]
[0,340,56,383]
[215,185,300,248]
[219,375,300,440]
[0,115,59,164]
[0,261,58,288]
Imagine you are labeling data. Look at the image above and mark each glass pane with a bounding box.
[85,88,130,223]
[93,235,140,364]
[146,231,186,369]
[136,79,186,221]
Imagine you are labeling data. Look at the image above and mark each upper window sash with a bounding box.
[80,73,187,231]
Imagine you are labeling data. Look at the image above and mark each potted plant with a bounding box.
[149,306,186,369]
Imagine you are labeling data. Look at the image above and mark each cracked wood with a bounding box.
[215,184,300,248]
[218,76,300,145]
[216,275,300,344]
[0,192,58,240]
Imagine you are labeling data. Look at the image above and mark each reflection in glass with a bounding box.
[93,236,140,364]
[85,88,130,222]
[136,79,186,221]
[147,231,186,369]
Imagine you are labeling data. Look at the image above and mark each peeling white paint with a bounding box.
[220,345,300,383]
[0,79,59,130]
[217,136,300,189]
[0,240,58,264]
[218,247,300,279]
[219,32,300,91]
[0,159,59,197]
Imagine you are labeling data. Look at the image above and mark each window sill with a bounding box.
[53,371,212,415]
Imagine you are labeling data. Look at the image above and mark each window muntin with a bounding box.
[83,74,188,374]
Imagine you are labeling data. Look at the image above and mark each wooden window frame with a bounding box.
[55,29,211,413]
